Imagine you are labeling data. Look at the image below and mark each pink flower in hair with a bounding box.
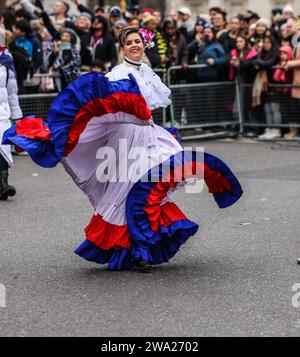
[138,28,155,48]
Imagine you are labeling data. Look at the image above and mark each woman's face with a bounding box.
[230,18,240,32]
[61,32,71,43]
[165,24,176,38]
[213,13,225,28]
[53,2,67,16]
[264,38,272,51]
[256,24,267,36]
[203,28,214,41]
[122,32,145,62]
[113,25,124,38]
[92,18,104,32]
[76,16,91,31]
[146,19,157,32]
[236,37,246,50]
[280,51,288,62]
[195,24,204,34]
[168,10,178,22]
[130,19,140,27]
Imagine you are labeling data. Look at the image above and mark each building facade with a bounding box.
[165,0,300,19]
[3,0,300,19]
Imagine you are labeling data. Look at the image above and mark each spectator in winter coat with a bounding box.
[141,15,162,68]
[45,29,81,91]
[249,18,270,47]
[50,1,71,31]
[213,11,227,37]
[12,20,33,60]
[285,39,300,139]
[162,18,189,72]
[191,24,227,82]
[254,36,281,139]
[0,43,22,200]
[178,7,195,44]
[230,35,258,136]
[80,15,117,71]
[229,35,258,82]
[218,17,241,54]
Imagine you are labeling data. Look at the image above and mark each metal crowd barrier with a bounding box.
[21,70,167,126]
[240,82,300,133]
[19,67,300,141]
[152,68,166,127]
[18,93,57,120]
[166,65,242,139]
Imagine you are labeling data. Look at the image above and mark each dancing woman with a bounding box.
[3,27,243,272]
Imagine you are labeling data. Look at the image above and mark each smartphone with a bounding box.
[60,43,71,51]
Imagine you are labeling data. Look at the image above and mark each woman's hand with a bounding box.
[53,41,61,54]
[285,61,291,71]
[207,58,215,66]
[148,117,155,127]
[230,58,240,68]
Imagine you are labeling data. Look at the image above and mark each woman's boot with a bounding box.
[0,155,16,199]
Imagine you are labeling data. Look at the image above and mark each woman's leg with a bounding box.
[0,153,16,199]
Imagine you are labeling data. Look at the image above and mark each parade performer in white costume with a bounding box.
[0,25,22,200]
[3,27,243,272]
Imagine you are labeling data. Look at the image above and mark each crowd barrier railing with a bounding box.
[166,65,242,136]
[240,81,300,134]
[18,68,299,140]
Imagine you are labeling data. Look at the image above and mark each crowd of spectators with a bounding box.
[1,1,300,138]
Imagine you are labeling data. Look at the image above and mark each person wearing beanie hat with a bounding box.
[109,6,123,27]
[248,18,270,47]
[131,5,143,21]
[112,19,128,61]
[45,28,81,91]
[178,7,195,43]
[75,13,92,38]
[178,7,192,18]
[283,4,295,19]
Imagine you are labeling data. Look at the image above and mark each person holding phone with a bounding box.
[45,29,81,91]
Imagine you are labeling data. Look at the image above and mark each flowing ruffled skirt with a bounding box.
[2,73,243,270]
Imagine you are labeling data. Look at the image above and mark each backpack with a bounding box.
[10,45,30,80]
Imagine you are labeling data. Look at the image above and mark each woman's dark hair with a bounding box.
[263,35,275,45]
[0,10,16,31]
[14,19,31,36]
[15,9,32,22]
[162,18,178,35]
[60,1,70,15]
[60,28,77,45]
[118,26,144,47]
[91,15,109,35]
[235,35,251,56]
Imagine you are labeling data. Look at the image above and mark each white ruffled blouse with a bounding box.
[106,61,171,110]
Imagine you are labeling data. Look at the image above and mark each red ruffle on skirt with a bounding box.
[84,214,131,251]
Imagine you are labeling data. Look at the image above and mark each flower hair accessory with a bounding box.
[139,28,155,49]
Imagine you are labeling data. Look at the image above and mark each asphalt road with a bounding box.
[0,139,300,337]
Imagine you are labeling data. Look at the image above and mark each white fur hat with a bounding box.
[256,18,271,29]
[283,4,295,15]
